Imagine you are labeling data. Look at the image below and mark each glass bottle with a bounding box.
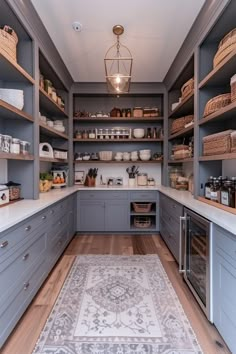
[210,178,220,203]
[220,180,234,207]
[204,176,213,200]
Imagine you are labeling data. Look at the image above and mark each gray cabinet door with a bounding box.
[213,224,236,354]
[105,200,129,232]
[80,201,105,231]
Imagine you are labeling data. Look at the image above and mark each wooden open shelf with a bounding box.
[0,99,34,122]
[168,92,194,118]
[73,116,163,122]
[73,138,163,142]
[39,87,68,117]
[199,152,236,161]
[198,196,236,215]
[74,159,162,164]
[199,101,236,125]
[168,124,194,140]
[199,49,236,88]
[0,50,34,84]
[40,157,68,163]
[0,153,34,160]
[39,122,68,139]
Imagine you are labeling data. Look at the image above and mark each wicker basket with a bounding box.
[203,93,231,117]
[134,216,151,228]
[230,131,236,152]
[230,74,236,103]
[202,130,233,156]
[132,202,152,213]
[181,77,194,100]
[213,28,236,68]
[0,26,18,62]
[99,151,112,161]
[170,115,194,134]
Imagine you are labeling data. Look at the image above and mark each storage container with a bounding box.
[134,216,151,228]
[0,25,18,62]
[213,28,236,68]
[230,74,236,103]
[202,130,233,156]
[98,151,112,161]
[137,173,148,186]
[203,93,231,117]
[10,138,20,154]
[132,202,152,213]
[20,140,30,155]
[0,185,9,205]
[133,107,143,118]
[181,77,194,100]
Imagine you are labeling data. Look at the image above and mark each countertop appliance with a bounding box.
[179,208,213,322]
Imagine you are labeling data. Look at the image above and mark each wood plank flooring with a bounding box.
[1,234,231,354]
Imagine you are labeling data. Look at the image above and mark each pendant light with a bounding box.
[104,25,133,93]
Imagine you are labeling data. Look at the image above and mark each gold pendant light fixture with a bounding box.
[104,25,133,93]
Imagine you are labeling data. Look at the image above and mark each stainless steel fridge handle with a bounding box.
[179,216,186,273]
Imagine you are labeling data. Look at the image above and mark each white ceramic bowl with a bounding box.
[47,120,54,127]
[140,155,151,161]
[139,149,151,154]
[133,128,145,138]
[54,126,65,133]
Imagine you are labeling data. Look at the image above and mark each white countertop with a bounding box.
[0,185,235,235]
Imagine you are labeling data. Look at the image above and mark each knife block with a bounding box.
[84,175,96,187]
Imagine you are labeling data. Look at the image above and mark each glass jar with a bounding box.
[204,176,213,200]
[169,167,183,188]
[126,108,131,117]
[2,135,12,153]
[137,173,148,186]
[220,179,235,208]
[105,129,109,139]
[210,179,220,203]
[10,138,20,154]
[44,79,52,95]
[20,140,30,155]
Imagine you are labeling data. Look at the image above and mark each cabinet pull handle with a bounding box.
[42,215,46,220]
[24,282,30,290]
[0,240,8,248]
[179,216,186,273]
[50,210,54,214]
[25,225,31,231]
[22,253,29,261]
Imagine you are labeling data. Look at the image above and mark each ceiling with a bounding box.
[31,0,205,83]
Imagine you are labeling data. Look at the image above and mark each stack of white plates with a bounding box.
[0,88,24,110]
[54,120,65,133]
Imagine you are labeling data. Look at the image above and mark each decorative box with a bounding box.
[0,185,9,205]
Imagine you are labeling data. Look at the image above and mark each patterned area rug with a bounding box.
[33,255,203,354]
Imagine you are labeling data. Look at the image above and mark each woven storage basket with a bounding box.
[230,74,236,103]
[213,28,236,68]
[99,151,112,161]
[170,115,194,134]
[132,202,152,213]
[0,26,18,62]
[230,131,236,153]
[134,216,151,228]
[202,130,233,156]
[203,93,231,117]
[181,77,194,100]
[172,144,190,160]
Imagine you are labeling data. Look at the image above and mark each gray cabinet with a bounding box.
[78,191,129,232]
[213,224,236,354]
[159,193,183,261]
[0,193,76,348]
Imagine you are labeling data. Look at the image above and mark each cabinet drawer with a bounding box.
[0,259,46,348]
[160,217,179,261]
[130,191,157,201]
[214,225,236,268]
[48,197,68,218]
[80,191,128,200]
[160,193,183,221]
[0,210,48,262]
[0,229,47,306]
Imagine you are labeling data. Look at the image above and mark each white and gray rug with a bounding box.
[33,255,203,354]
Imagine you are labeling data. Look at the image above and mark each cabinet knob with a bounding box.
[0,240,8,248]
[25,225,31,232]
[24,281,30,290]
[42,215,46,220]
[22,253,29,261]
[50,210,55,214]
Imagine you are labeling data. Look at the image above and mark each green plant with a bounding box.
[40,172,53,181]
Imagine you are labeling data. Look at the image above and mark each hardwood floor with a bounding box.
[2,234,231,354]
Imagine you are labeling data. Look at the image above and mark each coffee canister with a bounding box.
[137,173,148,186]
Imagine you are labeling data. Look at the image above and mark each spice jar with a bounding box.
[10,138,20,154]
[137,173,148,186]
[2,135,12,153]
[20,140,30,155]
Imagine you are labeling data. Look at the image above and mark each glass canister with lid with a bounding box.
[137,173,148,186]
[20,140,30,155]
[2,135,12,153]
[10,138,20,154]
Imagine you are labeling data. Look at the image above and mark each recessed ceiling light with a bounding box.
[72,21,83,32]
